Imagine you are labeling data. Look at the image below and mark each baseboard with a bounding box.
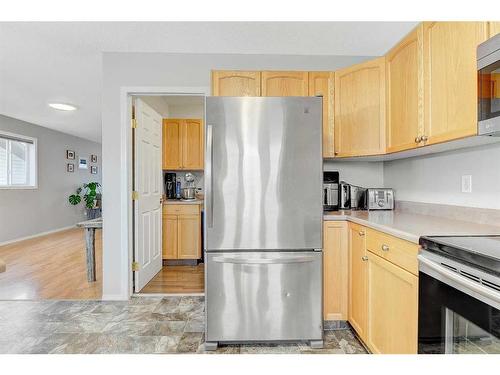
[0,225,77,247]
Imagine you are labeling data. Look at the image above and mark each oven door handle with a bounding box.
[419,254,500,307]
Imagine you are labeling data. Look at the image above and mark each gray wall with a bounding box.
[0,114,101,243]
[101,51,374,299]
[324,160,384,188]
[384,143,500,210]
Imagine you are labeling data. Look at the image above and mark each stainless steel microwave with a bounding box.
[478,33,500,136]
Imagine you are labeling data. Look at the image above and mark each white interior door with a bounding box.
[134,98,163,292]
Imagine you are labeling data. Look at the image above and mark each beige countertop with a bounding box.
[324,210,500,244]
[163,199,204,206]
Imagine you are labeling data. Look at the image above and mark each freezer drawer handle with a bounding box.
[212,256,315,265]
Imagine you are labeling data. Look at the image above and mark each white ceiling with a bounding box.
[0,22,418,143]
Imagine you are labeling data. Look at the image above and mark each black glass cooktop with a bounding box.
[419,235,500,275]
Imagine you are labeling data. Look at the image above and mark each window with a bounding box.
[0,131,37,188]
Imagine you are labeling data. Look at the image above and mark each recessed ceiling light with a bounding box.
[48,103,78,111]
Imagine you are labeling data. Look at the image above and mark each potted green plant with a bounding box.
[69,182,102,218]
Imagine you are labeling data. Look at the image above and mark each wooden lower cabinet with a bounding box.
[162,214,178,259]
[366,251,418,354]
[348,222,368,342]
[343,222,419,354]
[162,205,201,260]
[323,221,348,320]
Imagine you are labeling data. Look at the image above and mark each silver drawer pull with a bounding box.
[358,231,365,236]
[381,244,390,251]
[361,256,368,261]
[212,256,314,265]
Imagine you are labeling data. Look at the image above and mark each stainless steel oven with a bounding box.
[418,236,500,354]
[478,33,500,136]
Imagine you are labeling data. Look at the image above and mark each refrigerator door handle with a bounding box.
[212,256,315,264]
[206,124,214,228]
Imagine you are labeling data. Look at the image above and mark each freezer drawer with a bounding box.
[206,251,323,343]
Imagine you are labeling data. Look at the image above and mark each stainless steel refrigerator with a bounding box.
[204,97,323,350]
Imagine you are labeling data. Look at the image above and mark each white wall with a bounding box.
[0,114,102,244]
[384,143,500,209]
[102,52,374,299]
[324,160,384,188]
[168,104,204,118]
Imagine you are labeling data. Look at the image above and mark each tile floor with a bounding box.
[0,296,367,354]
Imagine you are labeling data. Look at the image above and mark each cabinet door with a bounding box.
[212,70,261,96]
[177,214,201,259]
[163,119,182,170]
[261,71,309,96]
[162,214,178,259]
[366,252,418,354]
[386,25,423,153]
[489,22,500,38]
[334,57,386,157]
[309,72,335,158]
[348,223,368,341]
[323,221,348,321]
[181,119,204,170]
[423,22,487,145]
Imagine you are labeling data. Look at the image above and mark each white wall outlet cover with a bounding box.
[461,175,472,193]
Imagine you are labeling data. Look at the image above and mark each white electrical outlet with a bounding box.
[461,175,472,193]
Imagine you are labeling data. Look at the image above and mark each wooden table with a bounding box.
[76,217,102,282]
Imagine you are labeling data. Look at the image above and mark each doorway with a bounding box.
[131,94,205,295]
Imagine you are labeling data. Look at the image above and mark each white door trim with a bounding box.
[111,86,209,301]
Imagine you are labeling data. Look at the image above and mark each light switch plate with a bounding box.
[461,175,472,193]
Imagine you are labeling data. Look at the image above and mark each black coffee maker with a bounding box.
[165,172,176,199]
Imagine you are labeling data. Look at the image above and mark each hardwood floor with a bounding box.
[0,228,102,300]
[140,264,204,294]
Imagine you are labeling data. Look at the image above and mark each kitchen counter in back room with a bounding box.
[324,209,500,244]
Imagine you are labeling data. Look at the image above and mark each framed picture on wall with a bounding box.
[78,157,88,169]
[67,163,74,172]
[66,150,75,160]
[91,154,98,163]
[91,166,98,174]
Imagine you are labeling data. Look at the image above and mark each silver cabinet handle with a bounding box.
[414,136,422,143]
[381,244,390,251]
[362,256,368,261]
[206,124,214,228]
[421,135,428,142]
[212,256,315,265]
[358,231,365,236]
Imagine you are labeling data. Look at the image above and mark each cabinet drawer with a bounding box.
[366,228,419,275]
[163,204,200,215]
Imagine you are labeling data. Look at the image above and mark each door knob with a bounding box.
[358,231,365,236]
[361,256,368,261]
[381,244,390,251]
[414,136,422,143]
[421,135,428,142]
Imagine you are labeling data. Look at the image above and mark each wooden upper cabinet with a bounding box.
[366,253,418,354]
[211,71,261,96]
[261,71,309,96]
[348,223,368,342]
[163,119,204,170]
[334,57,386,157]
[488,22,500,38]
[309,72,335,158]
[423,22,487,145]
[182,119,204,170]
[163,119,182,170]
[386,24,423,153]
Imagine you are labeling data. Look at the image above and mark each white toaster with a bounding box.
[367,188,394,210]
